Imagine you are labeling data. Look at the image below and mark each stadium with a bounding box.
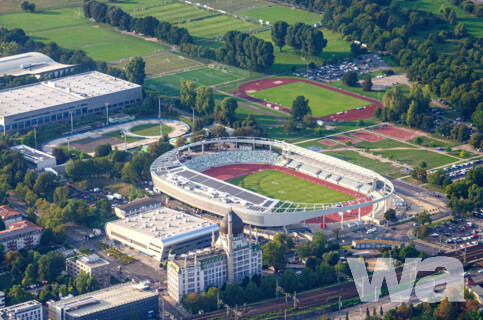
[150,137,394,227]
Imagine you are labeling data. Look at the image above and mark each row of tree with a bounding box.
[82,0,192,45]
[271,21,328,56]
[179,30,275,72]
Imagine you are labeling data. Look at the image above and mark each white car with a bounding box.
[478,269,483,273]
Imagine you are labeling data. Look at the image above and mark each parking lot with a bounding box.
[296,54,387,83]
[429,159,483,181]
[425,216,483,250]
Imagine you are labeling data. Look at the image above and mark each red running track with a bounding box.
[333,135,361,144]
[202,164,374,224]
[351,131,385,142]
[231,78,383,121]
[372,125,419,141]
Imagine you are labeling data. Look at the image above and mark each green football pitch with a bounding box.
[249,81,369,118]
[227,169,354,203]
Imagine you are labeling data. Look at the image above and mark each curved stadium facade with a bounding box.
[150,137,394,227]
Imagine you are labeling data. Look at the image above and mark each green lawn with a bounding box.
[113,52,203,74]
[183,15,263,40]
[0,0,83,13]
[254,29,351,73]
[353,138,417,150]
[235,106,281,127]
[190,0,270,13]
[104,131,145,143]
[250,81,369,117]
[145,66,245,96]
[0,8,167,61]
[128,2,212,24]
[325,150,404,179]
[371,149,458,169]
[227,169,354,203]
[242,5,322,25]
[130,123,173,136]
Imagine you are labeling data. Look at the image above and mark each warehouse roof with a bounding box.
[0,52,73,77]
[0,71,141,117]
[10,144,55,162]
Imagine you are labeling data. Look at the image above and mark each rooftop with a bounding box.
[10,145,55,162]
[170,247,226,269]
[76,254,110,268]
[51,282,156,317]
[0,71,141,117]
[0,300,42,315]
[107,207,217,243]
[0,205,21,219]
[0,220,43,241]
[0,52,73,77]
[117,196,162,212]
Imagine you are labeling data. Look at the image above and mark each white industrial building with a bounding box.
[105,207,218,261]
[10,145,56,171]
[0,52,75,79]
[0,71,142,133]
[0,300,43,320]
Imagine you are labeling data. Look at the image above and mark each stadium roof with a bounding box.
[0,52,73,77]
[0,71,141,117]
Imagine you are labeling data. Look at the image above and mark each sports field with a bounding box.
[0,0,83,13]
[130,124,173,136]
[129,2,212,24]
[145,66,244,96]
[371,149,458,169]
[227,169,354,203]
[192,0,270,13]
[113,52,203,75]
[0,8,167,61]
[249,82,369,117]
[182,15,263,40]
[242,5,322,25]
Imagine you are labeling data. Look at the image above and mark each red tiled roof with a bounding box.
[0,205,22,219]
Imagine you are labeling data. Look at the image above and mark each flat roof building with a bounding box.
[114,196,163,219]
[0,300,43,320]
[105,207,218,261]
[48,282,158,320]
[0,52,75,79]
[0,71,142,133]
[10,145,56,171]
[66,254,110,288]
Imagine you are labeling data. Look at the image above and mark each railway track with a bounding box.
[187,244,483,320]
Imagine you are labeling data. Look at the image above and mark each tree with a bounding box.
[271,21,288,52]
[262,241,287,270]
[180,80,197,110]
[33,172,56,200]
[38,252,65,282]
[260,276,276,299]
[312,231,327,258]
[244,281,260,303]
[21,131,35,147]
[322,250,340,266]
[53,186,69,206]
[416,211,432,225]
[362,76,373,91]
[52,147,68,164]
[282,119,295,134]
[215,97,238,126]
[374,106,382,118]
[21,1,35,12]
[174,136,187,149]
[469,133,483,149]
[384,208,397,221]
[125,57,146,85]
[341,71,358,87]
[280,269,298,293]
[0,217,4,231]
[291,96,311,121]
[94,144,112,157]
[296,243,312,259]
[222,283,244,307]
[196,86,214,116]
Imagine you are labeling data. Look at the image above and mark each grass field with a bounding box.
[254,29,351,72]
[130,124,173,136]
[325,151,404,179]
[242,5,322,25]
[104,131,145,143]
[234,105,281,127]
[227,169,354,203]
[113,52,203,75]
[250,82,369,117]
[0,0,83,13]
[0,8,167,61]
[183,15,263,40]
[128,2,213,24]
[353,138,417,150]
[191,0,270,13]
[371,149,458,169]
[145,66,244,96]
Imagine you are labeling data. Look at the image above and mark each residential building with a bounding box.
[0,221,43,252]
[66,254,110,288]
[48,282,158,320]
[167,210,262,302]
[0,71,142,133]
[114,197,162,219]
[105,207,218,261]
[0,206,22,228]
[10,145,56,171]
[0,300,43,320]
